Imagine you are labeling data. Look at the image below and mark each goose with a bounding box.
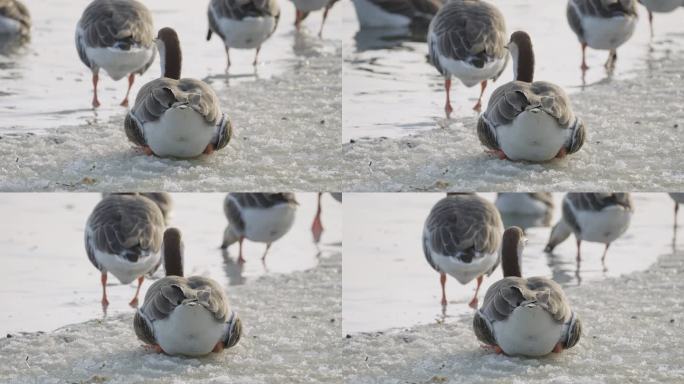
[134,228,242,356]
[669,193,684,228]
[75,0,156,108]
[124,27,232,158]
[102,192,174,221]
[544,193,633,267]
[427,0,508,117]
[207,0,280,70]
[566,0,638,71]
[311,192,342,243]
[220,193,298,263]
[473,226,582,357]
[422,193,503,308]
[0,0,30,38]
[84,194,166,310]
[351,0,442,29]
[639,0,684,37]
[477,31,586,162]
[291,0,339,37]
[495,193,554,230]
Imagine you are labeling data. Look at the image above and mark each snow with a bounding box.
[342,247,684,383]
[0,254,342,384]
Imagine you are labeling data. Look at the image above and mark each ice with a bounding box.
[341,248,684,383]
[0,254,342,384]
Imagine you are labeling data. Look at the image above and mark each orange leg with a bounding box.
[100,272,109,311]
[142,146,154,156]
[580,43,589,71]
[468,275,483,309]
[238,236,246,263]
[253,47,261,66]
[213,341,224,353]
[312,192,324,243]
[92,73,101,108]
[440,272,447,306]
[556,147,567,159]
[444,78,453,119]
[203,143,215,155]
[129,275,144,307]
[473,80,487,112]
[262,243,272,262]
[576,238,582,262]
[295,10,303,30]
[120,73,135,107]
[552,343,563,353]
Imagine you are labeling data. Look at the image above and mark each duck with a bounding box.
[0,0,30,38]
[124,27,232,158]
[220,193,298,263]
[75,0,157,108]
[477,31,586,162]
[669,193,684,228]
[134,227,242,356]
[84,193,166,311]
[291,0,338,37]
[427,0,508,117]
[207,0,280,70]
[495,193,555,230]
[566,0,638,71]
[544,193,633,267]
[422,193,503,308]
[639,0,684,36]
[351,0,442,29]
[473,226,582,357]
[311,192,342,243]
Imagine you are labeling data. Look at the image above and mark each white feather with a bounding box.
[497,109,568,162]
[580,15,637,50]
[143,106,216,158]
[493,304,563,357]
[154,302,226,356]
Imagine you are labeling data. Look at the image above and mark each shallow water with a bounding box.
[342,0,684,140]
[342,193,680,334]
[0,192,342,334]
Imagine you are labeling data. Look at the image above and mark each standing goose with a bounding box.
[85,194,165,310]
[427,0,508,117]
[639,0,684,37]
[544,193,633,267]
[669,193,684,228]
[477,31,586,162]
[0,0,30,38]
[291,0,338,37]
[75,0,156,108]
[473,227,582,357]
[124,27,232,158]
[207,0,281,70]
[311,192,342,243]
[220,193,298,263]
[134,228,242,356]
[566,0,638,71]
[495,193,555,230]
[423,193,503,308]
[351,0,442,28]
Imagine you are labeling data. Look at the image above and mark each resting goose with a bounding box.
[495,193,554,230]
[134,228,242,356]
[351,0,442,28]
[220,193,298,263]
[639,0,684,37]
[0,0,30,38]
[545,193,633,267]
[473,227,582,357]
[427,0,508,117]
[291,0,338,37]
[124,27,232,158]
[75,0,156,107]
[207,0,280,69]
[669,193,684,228]
[311,192,342,243]
[85,194,165,310]
[566,0,638,71]
[477,31,586,162]
[422,193,503,308]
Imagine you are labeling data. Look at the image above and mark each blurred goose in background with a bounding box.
[291,0,338,37]
[423,193,503,308]
[134,228,242,356]
[351,0,442,29]
[669,193,684,228]
[75,0,156,107]
[311,192,342,243]
[221,193,298,263]
[495,193,554,230]
[566,0,638,71]
[545,193,633,268]
[85,194,165,311]
[477,31,586,162]
[0,0,30,38]
[207,0,280,69]
[427,0,508,117]
[124,27,232,158]
[474,227,582,357]
[638,0,683,37]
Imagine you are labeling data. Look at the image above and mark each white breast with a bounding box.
[639,0,683,12]
[496,194,548,216]
[497,109,568,162]
[290,0,329,12]
[574,206,632,244]
[580,15,637,50]
[144,106,216,158]
[351,0,412,28]
[154,303,226,356]
[0,15,21,35]
[493,304,562,357]
[241,203,297,243]
[215,16,276,49]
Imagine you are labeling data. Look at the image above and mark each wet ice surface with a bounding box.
[0,0,342,191]
[342,247,684,383]
[0,192,342,334]
[0,253,342,384]
[343,193,678,334]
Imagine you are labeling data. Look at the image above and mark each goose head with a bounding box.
[507,31,534,83]
[162,227,184,277]
[501,226,525,278]
[156,27,182,80]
